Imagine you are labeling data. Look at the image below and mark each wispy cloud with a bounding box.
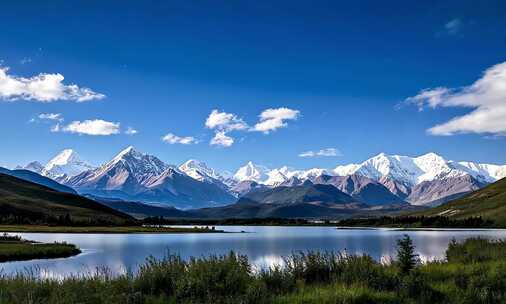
[404,61,506,136]
[54,119,120,136]
[30,112,64,123]
[299,148,342,158]
[20,57,32,65]
[444,18,462,35]
[0,66,104,102]
[125,127,138,135]
[38,113,64,122]
[162,133,198,145]
[252,107,300,134]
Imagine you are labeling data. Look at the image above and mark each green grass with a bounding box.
[0,234,81,262]
[273,284,399,304]
[0,237,506,303]
[0,225,225,233]
[419,177,506,226]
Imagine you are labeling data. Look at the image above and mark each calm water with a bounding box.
[2,226,506,278]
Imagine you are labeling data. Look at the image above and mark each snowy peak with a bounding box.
[179,159,223,182]
[233,161,269,183]
[97,146,171,183]
[453,161,506,183]
[20,149,94,180]
[333,152,506,186]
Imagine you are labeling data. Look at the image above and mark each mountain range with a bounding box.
[15,147,506,209]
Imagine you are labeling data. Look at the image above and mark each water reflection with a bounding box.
[1,227,505,277]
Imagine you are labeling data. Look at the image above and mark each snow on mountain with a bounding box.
[42,149,95,179]
[232,163,330,186]
[331,152,502,186]
[73,146,171,189]
[19,150,94,181]
[264,168,289,186]
[233,161,270,183]
[66,146,236,208]
[179,159,224,182]
[452,161,506,183]
[19,161,44,174]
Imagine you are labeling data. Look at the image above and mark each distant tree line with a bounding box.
[0,212,136,226]
[142,217,337,226]
[337,216,494,228]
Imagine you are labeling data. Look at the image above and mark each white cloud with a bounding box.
[38,113,64,122]
[55,119,120,136]
[125,127,138,135]
[205,109,248,131]
[0,66,105,102]
[299,148,342,158]
[253,107,300,133]
[210,131,234,147]
[162,133,198,145]
[445,18,462,35]
[404,61,506,136]
[205,109,248,147]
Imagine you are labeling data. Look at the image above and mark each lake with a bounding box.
[2,226,506,278]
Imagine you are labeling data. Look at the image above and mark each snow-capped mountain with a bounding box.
[42,149,95,180]
[233,162,270,183]
[333,152,506,186]
[66,146,235,209]
[66,146,172,193]
[19,149,94,181]
[179,159,224,183]
[232,163,329,186]
[331,152,506,205]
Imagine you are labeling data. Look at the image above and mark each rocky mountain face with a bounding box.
[312,174,405,206]
[192,184,366,219]
[65,147,235,209]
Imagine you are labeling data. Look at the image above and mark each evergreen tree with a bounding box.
[397,235,419,274]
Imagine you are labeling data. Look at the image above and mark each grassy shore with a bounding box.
[0,225,225,234]
[0,237,505,303]
[0,234,80,262]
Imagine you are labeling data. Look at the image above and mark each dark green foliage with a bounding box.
[338,215,494,228]
[396,235,419,274]
[446,237,506,263]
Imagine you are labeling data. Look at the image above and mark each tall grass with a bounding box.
[0,237,504,303]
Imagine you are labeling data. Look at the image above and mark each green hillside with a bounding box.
[421,177,506,225]
[0,173,133,225]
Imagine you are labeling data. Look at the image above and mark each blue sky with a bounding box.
[1,0,506,172]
